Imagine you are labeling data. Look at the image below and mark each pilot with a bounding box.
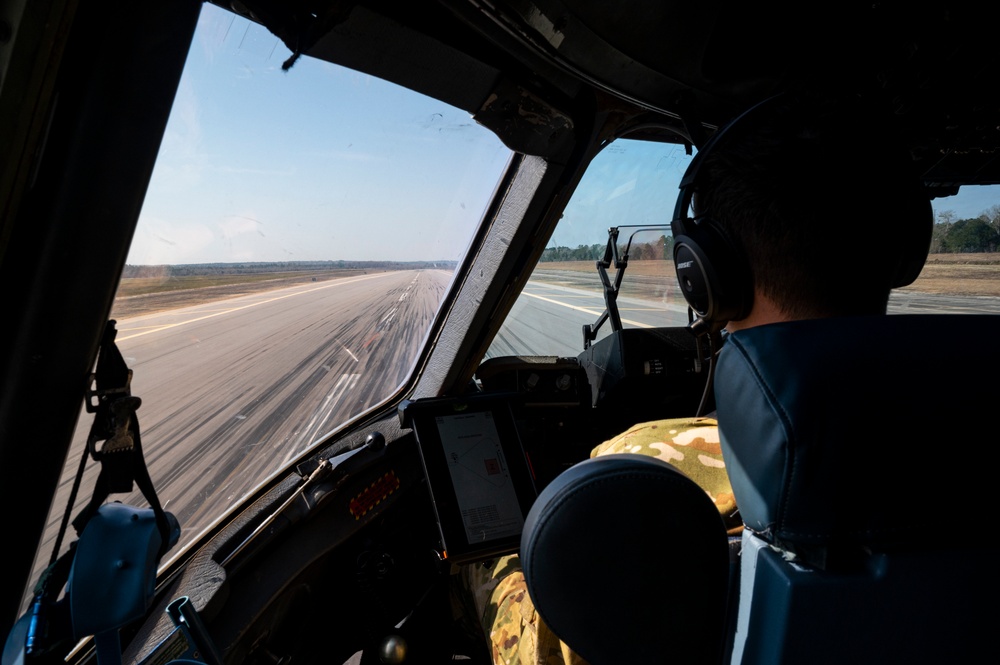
[459,91,932,665]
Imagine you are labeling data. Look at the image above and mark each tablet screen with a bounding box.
[435,409,525,543]
[399,395,536,563]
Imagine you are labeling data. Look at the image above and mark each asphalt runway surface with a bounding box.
[33,270,451,586]
[25,268,1000,607]
[115,270,450,533]
[488,278,692,358]
[489,270,1000,359]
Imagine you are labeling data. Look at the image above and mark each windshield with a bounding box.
[893,185,1000,312]
[29,2,511,598]
[488,140,1000,361]
[487,139,695,358]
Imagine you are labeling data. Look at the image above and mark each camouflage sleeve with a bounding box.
[590,417,740,532]
[461,418,741,665]
[462,554,587,665]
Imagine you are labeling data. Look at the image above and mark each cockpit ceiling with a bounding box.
[218,0,1000,188]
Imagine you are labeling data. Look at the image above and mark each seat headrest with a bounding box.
[521,454,729,665]
[715,315,998,551]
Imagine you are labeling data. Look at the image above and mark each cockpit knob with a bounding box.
[378,634,408,663]
[366,431,386,451]
[524,373,540,391]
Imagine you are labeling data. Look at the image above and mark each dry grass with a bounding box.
[900,254,1000,296]
[111,270,368,318]
[115,270,362,297]
[921,253,1000,265]
[538,255,1000,297]
[112,253,1000,320]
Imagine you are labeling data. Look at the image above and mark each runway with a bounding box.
[28,267,1000,595]
[487,273,1000,358]
[488,278,692,358]
[37,270,452,576]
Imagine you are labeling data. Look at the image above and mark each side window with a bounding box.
[894,185,1000,314]
[487,138,695,359]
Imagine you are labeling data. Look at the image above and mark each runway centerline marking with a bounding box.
[520,292,653,329]
[281,373,360,467]
[522,290,600,300]
[117,272,398,341]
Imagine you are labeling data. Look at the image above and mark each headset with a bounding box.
[670,94,932,336]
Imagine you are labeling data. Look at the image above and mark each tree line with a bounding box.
[541,236,674,262]
[930,205,999,253]
[540,205,1000,260]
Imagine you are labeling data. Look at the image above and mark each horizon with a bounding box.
[122,259,461,268]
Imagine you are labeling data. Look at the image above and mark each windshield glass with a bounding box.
[488,142,1000,361]
[30,2,511,593]
[486,139,695,358]
[893,184,1000,313]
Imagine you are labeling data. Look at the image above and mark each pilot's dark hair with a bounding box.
[692,94,932,321]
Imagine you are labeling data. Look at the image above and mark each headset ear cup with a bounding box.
[673,216,753,328]
[668,95,782,333]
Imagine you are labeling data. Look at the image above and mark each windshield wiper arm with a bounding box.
[583,225,671,349]
[219,432,386,568]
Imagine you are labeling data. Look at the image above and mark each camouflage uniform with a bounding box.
[461,416,739,665]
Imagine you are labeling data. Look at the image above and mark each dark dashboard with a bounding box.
[476,327,711,487]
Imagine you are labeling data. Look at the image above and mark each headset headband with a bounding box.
[672,95,785,225]
[670,97,784,334]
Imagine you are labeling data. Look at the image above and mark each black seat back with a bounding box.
[715,315,998,664]
[521,454,730,665]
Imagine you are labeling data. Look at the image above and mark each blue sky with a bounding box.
[548,137,1000,252]
[550,140,692,250]
[129,3,511,265]
[932,187,999,222]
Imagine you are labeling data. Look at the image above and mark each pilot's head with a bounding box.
[681,93,932,331]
